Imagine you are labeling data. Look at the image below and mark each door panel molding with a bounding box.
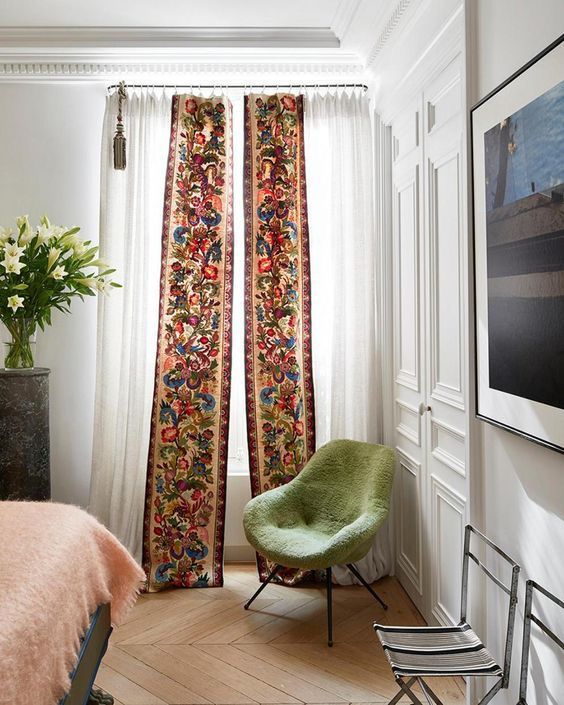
[428,147,465,411]
[430,474,466,626]
[396,448,423,596]
[431,417,466,477]
[396,399,421,446]
[394,164,421,393]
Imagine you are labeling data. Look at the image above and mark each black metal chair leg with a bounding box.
[398,677,424,705]
[346,563,388,610]
[244,564,281,609]
[326,566,333,647]
[387,676,424,705]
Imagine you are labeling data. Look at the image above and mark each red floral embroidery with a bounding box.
[144,96,232,590]
[245,93,315,496]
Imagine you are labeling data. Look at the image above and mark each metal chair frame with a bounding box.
[244,562,388,646]
[517,580,563,705]
[381,525,520,705]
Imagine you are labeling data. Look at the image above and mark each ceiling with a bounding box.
[0,0,344,29]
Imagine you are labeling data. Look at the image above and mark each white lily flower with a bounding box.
[96,278,110,294]
[16,215,29,231]
[37,223,56,245]
[16,215,33,244]
[4,242,25,259]
[88,259,109,271]
[64,230,81,247]
[51,265,67,280]
[7,294,24,313]
[72,239,87,256]
[0,226,14,243]
[80,277,98,289]
[39,214,51,228]
[47,247,62,271]
[19,230,35,245]
[1,256,26,275]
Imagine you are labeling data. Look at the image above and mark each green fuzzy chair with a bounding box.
[243,439,396,645]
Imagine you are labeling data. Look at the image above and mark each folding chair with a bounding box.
[374,524,520,705]
[517,580,563,705]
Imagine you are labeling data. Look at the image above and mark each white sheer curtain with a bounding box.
[304,91,390,583]
[90,89,390,577]
[89,91,170,562]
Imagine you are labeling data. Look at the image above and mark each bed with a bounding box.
[0,501,145,705]
[62,603,113,705]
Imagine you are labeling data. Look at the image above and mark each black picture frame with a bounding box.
[470,33,564,454]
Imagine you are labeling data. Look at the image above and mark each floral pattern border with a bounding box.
[244,94,316,583]
[143,95,233,591]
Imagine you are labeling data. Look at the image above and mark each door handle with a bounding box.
[418,402,432,416]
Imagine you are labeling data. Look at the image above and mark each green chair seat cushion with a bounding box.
[243,439,396,570]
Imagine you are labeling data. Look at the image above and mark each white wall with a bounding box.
[471,2,564,703]
[0,82,106,506]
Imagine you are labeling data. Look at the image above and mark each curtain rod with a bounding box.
[107,82,368,92]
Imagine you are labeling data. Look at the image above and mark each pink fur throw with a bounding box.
[0,501,145,705]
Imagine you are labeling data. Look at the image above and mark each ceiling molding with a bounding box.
[331,0,362,41]
[366,0,414,67]
[0,26,340,49]
[0,55,366,82]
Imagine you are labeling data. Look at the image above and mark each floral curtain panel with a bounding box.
[244,93,316,583]
[143,95,234,590]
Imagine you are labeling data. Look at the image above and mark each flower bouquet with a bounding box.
[0,215,119,369]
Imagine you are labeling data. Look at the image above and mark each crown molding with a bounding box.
[366,0,414,67]
[0,51,366,82]
[331,0,362,41]
[0,26,340,49]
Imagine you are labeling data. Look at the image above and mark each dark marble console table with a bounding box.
[0,368,50,500]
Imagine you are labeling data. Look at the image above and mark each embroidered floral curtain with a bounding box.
[143,95,234,590]
[244,94,316,583]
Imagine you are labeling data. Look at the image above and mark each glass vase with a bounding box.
[3,318,37,370]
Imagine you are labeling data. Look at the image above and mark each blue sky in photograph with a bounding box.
[484,79,564,211]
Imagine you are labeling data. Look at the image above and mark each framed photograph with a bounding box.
[471,34,564,453]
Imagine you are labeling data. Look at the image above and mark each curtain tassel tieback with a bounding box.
[113,81,127,170]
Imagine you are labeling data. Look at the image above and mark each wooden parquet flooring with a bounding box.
[96,564,465,705]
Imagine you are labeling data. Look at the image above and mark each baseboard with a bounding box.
[225,545,255,562]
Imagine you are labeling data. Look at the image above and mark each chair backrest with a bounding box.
[518,580,564,705]
[460,524,520,688]
[292,439,395,525]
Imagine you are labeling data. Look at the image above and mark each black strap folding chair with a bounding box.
[374,524,520,705]
[517,580,563,705]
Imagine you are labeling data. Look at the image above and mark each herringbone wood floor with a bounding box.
[95,564,465,705]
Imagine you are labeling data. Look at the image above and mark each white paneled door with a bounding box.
[391,54,468,624]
